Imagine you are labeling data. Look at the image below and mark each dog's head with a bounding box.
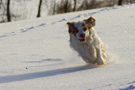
[67,17,96,42]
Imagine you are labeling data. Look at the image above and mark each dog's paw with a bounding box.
[94,59,107,65]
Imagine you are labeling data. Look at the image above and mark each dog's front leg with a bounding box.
[95,46,107,65]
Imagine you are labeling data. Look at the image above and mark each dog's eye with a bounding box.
[83,27,87,31]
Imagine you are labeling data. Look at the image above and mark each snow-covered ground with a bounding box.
[0,4,135,90]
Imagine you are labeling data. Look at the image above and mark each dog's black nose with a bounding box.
[80,33,85,38]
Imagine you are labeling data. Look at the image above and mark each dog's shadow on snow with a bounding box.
[0,64,96,84]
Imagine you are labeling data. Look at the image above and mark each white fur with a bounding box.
[69,22,107,65]
[74,21,90,40]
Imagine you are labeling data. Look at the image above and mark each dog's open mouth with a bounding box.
[79,37,86,42]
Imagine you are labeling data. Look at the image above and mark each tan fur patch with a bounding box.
[67,22,78,36]
[84,17,96,28]
[83,24,91,32]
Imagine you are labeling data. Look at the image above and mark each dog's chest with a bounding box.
[79,43,94,56]
[71,40,96,58]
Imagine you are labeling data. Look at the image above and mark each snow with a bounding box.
[0,4,135,90]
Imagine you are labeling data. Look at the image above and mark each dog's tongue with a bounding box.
[79,37,87,42]
[80,38,85,42]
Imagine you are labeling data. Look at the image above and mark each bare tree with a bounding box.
[7,0,11,22]
[55,0,72,14]
[118,0,123,5]
[52,0,56,15]
[64,0,68,13]
[37,0,42,17]
[48,0,56,15]
[0,0,2,4]
[130,0,133,3]
[0,0,2,9]
[73,0,76,11]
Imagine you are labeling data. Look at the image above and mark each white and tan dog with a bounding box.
[67,17,107,65]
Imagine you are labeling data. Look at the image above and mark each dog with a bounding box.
[67,17,107,65]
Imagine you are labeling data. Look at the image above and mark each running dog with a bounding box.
[67,17,107,65]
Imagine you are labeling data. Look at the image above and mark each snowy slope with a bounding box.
[0,4,135,90]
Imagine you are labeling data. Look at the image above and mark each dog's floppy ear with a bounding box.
[85,17,96,27]
[67,22,74,34]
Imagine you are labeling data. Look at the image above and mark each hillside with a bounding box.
[0,4,135,90]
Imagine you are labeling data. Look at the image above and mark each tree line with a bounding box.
[0,0,134,23]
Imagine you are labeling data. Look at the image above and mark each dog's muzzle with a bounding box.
[79,33,86,42]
